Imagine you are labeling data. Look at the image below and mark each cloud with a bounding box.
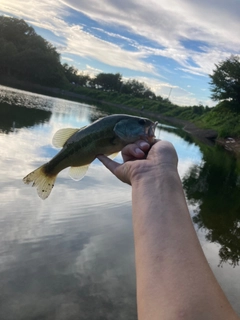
[123,75,207,106]
[1,0,240,106]
[91,27,136,44]
[0,0,157,74]
[62,56,74,62]
[81,64,103,77]
[60,0,240,70]
[2,0,239,77]
[62,26,157,74]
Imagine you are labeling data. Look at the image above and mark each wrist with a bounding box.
[131,163,179,189]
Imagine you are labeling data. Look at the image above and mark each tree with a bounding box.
[62,63,79,84]
[209,55,240,106]
[121,79,155,98]
[94,73,122,91]
[77,73,90,86]
[0,16,67,87]
[0,16,36,49]
[0,38,17,74]
[182,145,240,267]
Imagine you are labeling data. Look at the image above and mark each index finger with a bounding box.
[121,140,151,162]
[97,154,121,175]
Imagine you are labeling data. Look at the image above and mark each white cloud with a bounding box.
[62,56,74,62]
[0,0,157,74]
[91,27,135,44]
[122,75,206,106]
[62,26,157,74]
[60,0,240,72]
[82,64,103,77]
[0,0,240,106]
[2,0,239,77]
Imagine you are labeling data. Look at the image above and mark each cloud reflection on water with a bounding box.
[0,87,239,318]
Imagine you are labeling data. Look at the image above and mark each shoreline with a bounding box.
[215,137,240,156]
[1,82,239,156]
[65,92,239,156]
[87,97,219,146]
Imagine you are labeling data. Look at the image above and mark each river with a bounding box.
[0,85,239,319]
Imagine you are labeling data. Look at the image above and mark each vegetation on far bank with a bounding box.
[0,16,240,138]
[193,101,240,138]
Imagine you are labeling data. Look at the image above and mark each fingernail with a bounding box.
[139,141,149,148]
[135,148,143,155]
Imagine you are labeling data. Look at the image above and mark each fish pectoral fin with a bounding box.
[52,128,80,148]
[107,152,119,160]
[69,164,89,181]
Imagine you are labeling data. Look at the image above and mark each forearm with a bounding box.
[132,168,238,320]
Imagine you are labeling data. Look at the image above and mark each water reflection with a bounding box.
[0,102,52,133]
[183,144,240,267]
[0,199,137,320]
[0,85,59,111]
[0,85,239,318]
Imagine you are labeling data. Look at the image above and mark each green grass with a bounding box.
[1,77,240,138]
[194,101,240,137]
[41,85,240,138]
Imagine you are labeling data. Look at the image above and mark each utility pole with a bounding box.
[168,87,173,99]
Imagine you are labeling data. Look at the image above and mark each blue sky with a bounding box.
[1,0,240,106]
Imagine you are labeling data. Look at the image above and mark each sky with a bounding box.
[0,0,240,106]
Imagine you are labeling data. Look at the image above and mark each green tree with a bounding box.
[209,55,240,107]
[13,48,66,86]
[182,145,240,267]
[62,63,79,84]
[94,73,122,91]
[121,79,155,98]
[0,16,36,50]
[0,16,67,87]
[0,38,17,74]
[77,73,90,86]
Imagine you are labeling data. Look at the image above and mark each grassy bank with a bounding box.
[0,75,210,117]
[193,101,240,138]
[1,77,239,139]
[39,84,240,138]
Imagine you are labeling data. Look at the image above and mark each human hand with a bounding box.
[97,140,178,185]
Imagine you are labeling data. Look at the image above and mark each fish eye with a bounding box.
[138,119,146,125]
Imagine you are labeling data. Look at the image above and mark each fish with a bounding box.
[23,114,158,200]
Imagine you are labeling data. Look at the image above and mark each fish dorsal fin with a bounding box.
[107,152,119,160]
[52,128,79,148]
[69,164,89,181]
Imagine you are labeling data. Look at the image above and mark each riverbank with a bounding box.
[215,137,240,156]
[56,89,240,155]
[1,81,239,155]
[114,104,218,146]
[120,105,240,156]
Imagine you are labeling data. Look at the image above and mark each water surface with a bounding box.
[0,85,239,319]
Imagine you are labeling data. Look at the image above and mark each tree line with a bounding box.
[0,15,240,109]
[0,16,163,101]
[62,64,164,100]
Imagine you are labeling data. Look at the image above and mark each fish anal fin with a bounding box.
[52,128,79,148]
[69,164,89,181]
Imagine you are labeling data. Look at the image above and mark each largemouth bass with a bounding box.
[23,114,157,199]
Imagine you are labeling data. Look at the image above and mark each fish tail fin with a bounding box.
[23,165,57,200]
